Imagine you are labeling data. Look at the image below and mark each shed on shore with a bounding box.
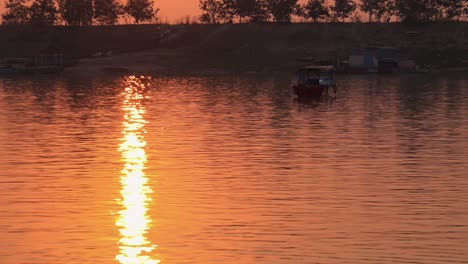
[34,47,64,66]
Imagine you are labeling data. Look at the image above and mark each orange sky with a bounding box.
[156,0,200,22]
[0,0,313,24]
[157,0,310,22]
[0,0,202,23]
[157,0,309,22]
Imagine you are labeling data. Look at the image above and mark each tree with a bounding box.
[267,0,298,22]
[225,0,257,22]
[360,0,388,22]
[223,0,270,22]
[94,0,123,25]
[250,0,270,22]
[374,0,390,21]
[438,0,466,20]
[223,0,249,22]
[304,0,330,22]
[293,3,306,21]
[124,0,158,24]
[58,0,94,26]
[331,0,357,22]
[29,0,58,26]
[199,0,224,23]
[199,13,212,23]
[391,0,440,23]
[2,0,30,25]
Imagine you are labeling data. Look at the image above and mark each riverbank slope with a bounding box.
[1,22,467,73]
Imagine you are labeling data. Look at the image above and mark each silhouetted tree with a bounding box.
[2,0,30,24]
[223,0,270,22]
[94,0,122,25]
[374,0,391,21]
[293,3,306,21]
[438,0,466,20]
[304,0,330,22]
[267,0,298,22]
[331,0,357,22]
[199,13,211,23]
[391,0,440,23]
[199,0,224,23]
[360,0,388,22]
[58,0,93,26]
[223,0,250,22]
[250,0,270,22]
[29,0,58,26]
[350,11,362,22]
[124,0,158,24]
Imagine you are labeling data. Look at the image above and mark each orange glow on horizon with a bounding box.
[0,0,316,23]
[155,0,200,22]
[116,76,159,264]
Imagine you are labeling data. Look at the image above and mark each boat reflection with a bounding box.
[116,76,159,264]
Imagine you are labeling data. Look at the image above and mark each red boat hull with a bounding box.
[292,84,325,98]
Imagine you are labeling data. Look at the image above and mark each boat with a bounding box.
[292,65,337,99]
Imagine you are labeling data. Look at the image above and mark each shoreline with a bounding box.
[62,50,468,76]
[1,23,467,75]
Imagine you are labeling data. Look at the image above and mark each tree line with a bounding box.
[199,0,467,24]
[1,0,159,26]
[2,0,467,26]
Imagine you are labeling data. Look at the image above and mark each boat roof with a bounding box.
[298,65,335,71]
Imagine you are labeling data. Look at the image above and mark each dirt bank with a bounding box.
[1,22,467,73]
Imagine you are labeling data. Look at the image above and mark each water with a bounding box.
[0,72,467,264]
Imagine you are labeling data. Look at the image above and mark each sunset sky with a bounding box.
[156,0,200,22]
[156,0,308,22]
[0,0,201,23]
[0,0,313,24]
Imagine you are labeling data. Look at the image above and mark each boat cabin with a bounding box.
[296,65,335,86]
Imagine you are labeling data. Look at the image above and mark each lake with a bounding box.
[0,72,467,264]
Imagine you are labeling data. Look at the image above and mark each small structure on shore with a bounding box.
[0,46,64,74]
[34,50,63,66]
[336,47,416,74]
[348,53,379,73]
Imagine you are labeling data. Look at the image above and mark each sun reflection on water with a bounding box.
[116,76,159,264]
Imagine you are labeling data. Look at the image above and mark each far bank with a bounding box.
[0,22,467,73]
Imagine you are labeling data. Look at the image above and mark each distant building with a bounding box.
[34,47,64,66]
[348,53,379,73]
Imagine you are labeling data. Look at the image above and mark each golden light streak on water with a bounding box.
[116,76,159,264]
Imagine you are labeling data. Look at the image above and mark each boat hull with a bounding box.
[292,84,325,98]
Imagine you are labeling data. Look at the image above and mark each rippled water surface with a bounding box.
[0,73,467,264]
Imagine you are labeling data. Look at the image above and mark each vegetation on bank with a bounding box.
[1,0,467,72]
[1,0,158,26]
[1,0,467,27]
[0,22,466,72]
[199,0,467,24]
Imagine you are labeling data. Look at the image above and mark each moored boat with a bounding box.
[292,65,337,99]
